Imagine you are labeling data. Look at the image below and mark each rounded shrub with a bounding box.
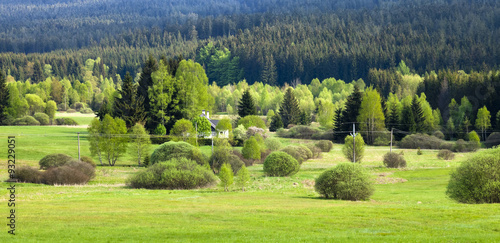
[383,152,407,168]
[263,151,300,177]
[264,137,282,151]
[127,158,217,189]
[315,163,374,200]
[39,153,78,169]
[484,132,500,148]
[433,130,445,140]
[65,161,95,179]
[13,116,40,126]
[80,108,94,114]
[150,141,205,166]
[238,115,266,129]
[437,149,455,160]
[42,166,91,185]
[305,143,322,159]
[15,166,43,183]
[55,118,79,126]
[446,147,500,203]
[80,156,97,168]
[242,136,261,161]
[33,112,50,125]
[315,140,333,152]
[279,145,305,164]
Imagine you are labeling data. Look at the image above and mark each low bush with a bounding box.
[242,136,261,161]
[305,143,322,159]
[15,166,43,183]
[237,115,266,129]
[433,130,445,140]
[55,118,79,126]
[280,145,312,164]
[13,116,40,126]
[150,141,205,166]
[315,140,333,152]
[447,147,500,203]
[383,152,407,168]
[232,149,254,167]
[227,155,244,175]
[65,161,95,179]
[127,158,217,189]
[437,149,455,160]
[66,109,77,113]
[315,163,374,200]
[246,126,267,139]
[452,139,467,152]
[80,108,94,114]
[42,166,91,185]
[33,112,50,125]
[263,151,300,177]
[485,132,500,148]
[276,125,330,140]
[80,156,97,168]
[264,137,282,151]
[71,102,86,111]
[39,153,78,169]
[399,133,445,149]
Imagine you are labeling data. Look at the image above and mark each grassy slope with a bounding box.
[1,127,499,242]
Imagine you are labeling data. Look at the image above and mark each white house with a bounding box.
[199,110,229,138]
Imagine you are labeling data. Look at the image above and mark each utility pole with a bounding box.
[77,132,81,161]
[390,128,393,153]
[350,123,358,163]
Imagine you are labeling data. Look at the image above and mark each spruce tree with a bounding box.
[411,95,425,133]
[238,89,256,118]
[96,98,111,121]
[386,102,399,131]
[137,54,158,132]
[400,103,415,133]
[113,72,146,128]
[333,107,344,140]
[340,85,363,136]
[279,87,300,128]
[0,71,9,124]
[299,110,311,125]
[269,114,283,131]
[32,61,45,83]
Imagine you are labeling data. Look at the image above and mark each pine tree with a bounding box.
[0,71,9,124]
[299,110,311,125]
[137,54,158,132]
[333,107,344,141]
[279,87,300,128]
[386,102,399,131]
[400,103,415,133]
[32,61,45,83]
[96,98,111,121]
[238,89,256,118]
[113,72,146,128]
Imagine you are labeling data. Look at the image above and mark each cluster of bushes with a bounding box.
[447,147,500,203]
[315,163,374,201]
[55,117,79,126]
[279,145,313,164]
[127,158,217,189]
[15,154,95,185]
[150,141,206,166]
[276,126,333,140]
[400,133,480,152]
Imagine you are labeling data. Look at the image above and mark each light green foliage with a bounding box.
[418,93,435,132]
[237,115,266,129]
[45,100,57,119]
[235,165,250,191]
[170,118,195,143]
[316,99,335,129]
[88,118,104,165]
[25,93,46,115]
[6,84,28,118]
[315,163,374,200]
[192,116,212,137]
[264,137,282,151]
[150,141,205,166]
[467,130,481,151]
[210,139,233,172]
[150,62,176,126]
[447,147,500,203]
[397,60,411,75]
[294,85,315,116]
[100,114,129,166]
[233,124,247,141]
[154,124,167,135]
[196,43,243,87]
[127,158,217,190]
[266,109,275,127]
[263,151,300,177]
[475,106,491,140]
[242,136,261,161]
[357,87,385,144]
[219,163,234,191]
[175,59,214,119]
[216,118,232,132]
[33,112,50,125]
[129,123,151,166]
[342,135,365,163]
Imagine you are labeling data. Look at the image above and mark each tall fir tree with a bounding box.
[340,85,363,136]
[0,71,9,124]
[279,87,300,128]
[400,103,415,133]
[411,95,425,133]
[386,102,399,131]
[238,89,257,118]
[113,72,146,128]
[32,61,45,83]
[333,107,343,133]
[137,54,158,132]
[96,97,111,121]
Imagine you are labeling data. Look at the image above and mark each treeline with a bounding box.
[1,1,499,86]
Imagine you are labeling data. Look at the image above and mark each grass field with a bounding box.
[1,126,499,242]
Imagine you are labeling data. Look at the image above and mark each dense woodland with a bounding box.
[1,0,500,144]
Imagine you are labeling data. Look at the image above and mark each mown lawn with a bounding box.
[1,126,499,242]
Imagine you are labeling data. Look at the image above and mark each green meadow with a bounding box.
[1,125,499,242]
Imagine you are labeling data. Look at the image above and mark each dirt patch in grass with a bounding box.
[373,172,408,184]
[301,179,315,188]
